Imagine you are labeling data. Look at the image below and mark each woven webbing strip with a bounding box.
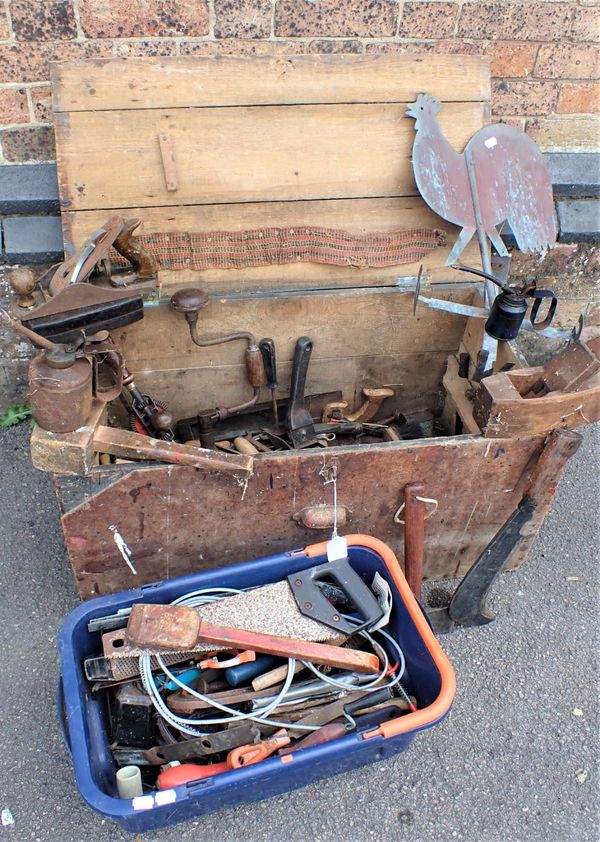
[110,226,445,271]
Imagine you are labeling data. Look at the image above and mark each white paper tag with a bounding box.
[132,796,154,811]
[326,535,348,562]
[154,789,177,806]
[484,136,497,149]
[370,572,393,631]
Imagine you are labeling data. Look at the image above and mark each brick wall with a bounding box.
[0,0,598,163]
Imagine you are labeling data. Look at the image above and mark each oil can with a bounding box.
[29,345,93,433]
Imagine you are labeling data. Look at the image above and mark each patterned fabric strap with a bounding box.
[110,226,445,270]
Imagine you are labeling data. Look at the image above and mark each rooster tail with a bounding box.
[506,186,558,253]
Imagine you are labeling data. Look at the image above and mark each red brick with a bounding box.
[78,0,209,38]
[306,39,364,53]
[114,39,178,56]
[11,0,77,41]
[571,7,600,42]
[179,39,306,56]
[0,124,55,161]
[0,4,9,40]
[0,39,112,83]
[492,79,559,116]
[535,44,600,79]
[557,81,600,113]
[214,0,272,38]
[484,42,537,78]
[30,85,53,121]
[458,2,576,42]
[274,0,398,38]
[398,2,457,39]
[0,87,28,123]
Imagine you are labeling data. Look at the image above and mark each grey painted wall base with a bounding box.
[557,199,600,243]
[0,163,59,216]
[546,153,600,198]
[3,216,64,264]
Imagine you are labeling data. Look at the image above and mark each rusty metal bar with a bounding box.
[92,425,253,474]
[403,481,426,600]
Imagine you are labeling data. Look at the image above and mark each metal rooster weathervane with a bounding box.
[406,93,558,268]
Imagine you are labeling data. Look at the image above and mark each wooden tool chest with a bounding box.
[29,54,596,599]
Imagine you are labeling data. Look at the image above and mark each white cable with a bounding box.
[373,626,406,683]
[158,655,322,731]
[172,587,243,606]
[139,586,322,733]
[301,626,406,693]
[142,653,321,733]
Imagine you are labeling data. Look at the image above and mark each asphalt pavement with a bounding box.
[0,422,598,842]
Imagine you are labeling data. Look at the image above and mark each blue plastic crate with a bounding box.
[57,534,455,833]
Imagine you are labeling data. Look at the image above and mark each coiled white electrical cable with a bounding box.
[140,652,305,735]
[301,629,405,691]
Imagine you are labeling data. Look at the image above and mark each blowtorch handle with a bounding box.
[529,289,558,331]
[0,309,56,351]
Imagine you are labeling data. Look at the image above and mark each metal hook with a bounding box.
[393,496,439,524]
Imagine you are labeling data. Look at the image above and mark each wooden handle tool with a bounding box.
[126,603,380,675]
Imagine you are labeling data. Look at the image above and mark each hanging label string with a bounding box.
[320,464,347,562]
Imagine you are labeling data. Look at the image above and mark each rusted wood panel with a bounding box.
[54,102,486,212]
[29,400,106,476]
[502,430,583,573]
[52,55,491,113]
[62,197,481,291]
[93,425,252,474]
[57,434,542,598]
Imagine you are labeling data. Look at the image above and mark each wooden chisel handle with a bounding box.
[126,603,380,675]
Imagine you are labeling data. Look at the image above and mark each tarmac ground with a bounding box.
[0,422,598,842]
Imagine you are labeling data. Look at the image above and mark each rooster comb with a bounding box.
[406,94,442,120]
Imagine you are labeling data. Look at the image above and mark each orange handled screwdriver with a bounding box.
[227,729,290,768]
[157,730,290,789]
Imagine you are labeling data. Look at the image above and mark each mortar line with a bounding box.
[70,0,87,42]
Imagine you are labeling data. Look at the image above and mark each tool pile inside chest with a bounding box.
[58,537,454,831]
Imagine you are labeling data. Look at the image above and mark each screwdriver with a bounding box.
[258,338,278,424]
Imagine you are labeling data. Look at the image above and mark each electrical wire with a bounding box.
[141,652,323,735]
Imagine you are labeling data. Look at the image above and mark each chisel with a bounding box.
[258,338,279,424]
